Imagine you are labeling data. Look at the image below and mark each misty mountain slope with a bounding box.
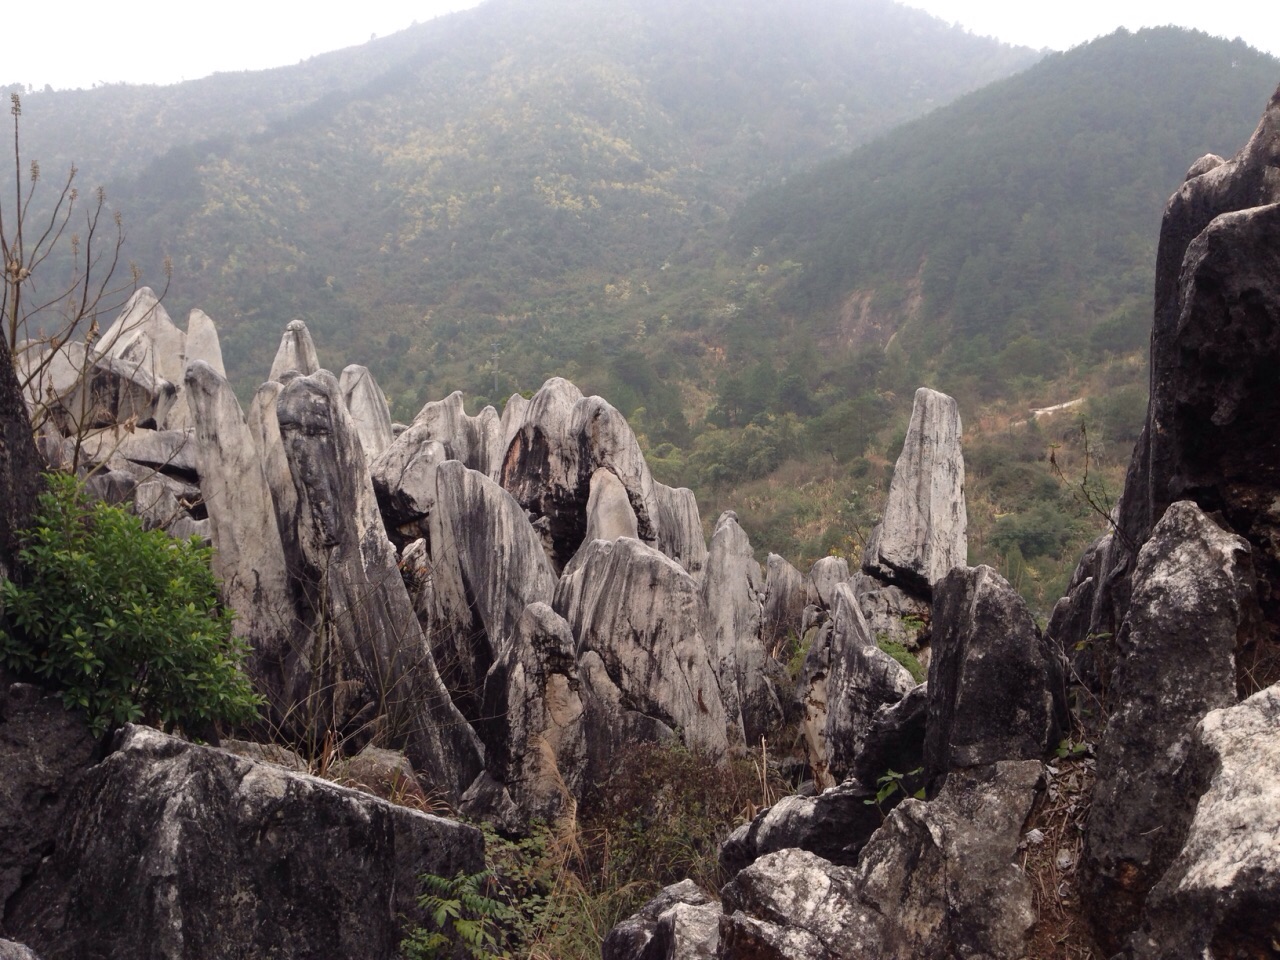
[14,0,1038,383]
[728,28,1280,378]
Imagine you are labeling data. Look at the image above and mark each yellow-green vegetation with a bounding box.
[402,742,788,960]
[0,473,261,737]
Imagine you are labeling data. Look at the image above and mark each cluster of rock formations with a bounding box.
[3,85,1279,960]
[603,84,1280,960]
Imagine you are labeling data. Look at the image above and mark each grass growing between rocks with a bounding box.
[405,741,791,960]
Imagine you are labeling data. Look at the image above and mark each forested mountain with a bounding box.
[729,27,1279,381]
[11,0,1038,388]
[7,5,1278,609]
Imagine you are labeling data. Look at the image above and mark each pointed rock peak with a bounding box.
[95,286,186,384]
[268,319,321,381]
[339,364,394,462]
[863,386,966,593]
[185,309,226,378]
[582,468,639,545]
[401,389,505,478]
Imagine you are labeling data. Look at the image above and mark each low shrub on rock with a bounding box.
[0,472,261,736]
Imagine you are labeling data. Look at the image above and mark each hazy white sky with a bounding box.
[7,0,1278,91]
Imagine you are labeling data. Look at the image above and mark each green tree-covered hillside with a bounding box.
[13,0,1037,389]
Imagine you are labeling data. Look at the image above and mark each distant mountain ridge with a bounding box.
[8,0,1040,386]
[729,28,1280,375]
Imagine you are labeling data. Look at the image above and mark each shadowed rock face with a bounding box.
[555,538,729,762]
[718,761,1042,960]
[428,461,558,718]
[502,379,659,572]
[822,583,916,783]
[6,726,483,960]
[477,603,587,827]
[862,387,966,594]
[925,565,1059,789]
[0,676,101,928]
[276,371,483,797]
[761,553,807,650]
[1065,85,1280,666]
[1082,501,1257,953]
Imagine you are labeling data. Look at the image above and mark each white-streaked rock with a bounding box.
[653,481,707,579]
[862,387,966,592]
[555,537,729,761]
[339,364,394,463]
[428,461,557,717]
[268,319,321,381]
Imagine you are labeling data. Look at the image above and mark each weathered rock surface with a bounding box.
[718,760,1042,960]
[268,318,321,381]
[94,288,187,388]
[555,538,729,761]
[369,431,447,543]
[925,565,1059,787]
[580,467,639,548]
[719,777,881,881]
[403,390,504,478]
[0,940,40,960]
[1082,501,1257,952]
[76,425,197,477]
[184,309,226,378]
[477,603,587,825]
[276,371,483,796]
[55,355,178,434]
[428,461,557,716]
[701,512,783,746]
[601,880,719,960]
[0,677,100,928]
[862,387,966,593]
[822,583,916,783]
[7,726,483,960]
[850,572,931,653]
[848,681,929,794]
[502,379,659,571]
[806,556,849,610]
[1126,683,1280,959]
[653,482,707,579]
[338,364,394,463]
[186,361,304,716]
[761,553,807,649]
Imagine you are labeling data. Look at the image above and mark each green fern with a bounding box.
[402,869,514,960]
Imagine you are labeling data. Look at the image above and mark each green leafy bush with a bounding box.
[401,869,514,960]
[0,473,261,736]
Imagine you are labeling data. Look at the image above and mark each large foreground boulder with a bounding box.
[926,565,1060,787]
[1082,501,1257,952]
[0,677,100,926]
[601,880,720,960]
[718,760,1042,959]
[7,726,483,960]
[1126,683,1280,959]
